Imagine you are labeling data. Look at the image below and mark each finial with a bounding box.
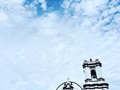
[67,78,70,82]
[84,60,87,62]
[96,59,99,62]
[90,58,92,61]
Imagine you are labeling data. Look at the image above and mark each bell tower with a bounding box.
[83,59,109,90]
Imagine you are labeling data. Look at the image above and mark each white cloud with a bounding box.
[0,10,8,23]
[38,0,47,10]
[0,0,24,5]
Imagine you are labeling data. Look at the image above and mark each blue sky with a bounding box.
[23,0,64,15]
[0,0,120,90]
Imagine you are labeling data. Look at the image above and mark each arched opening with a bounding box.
[91,69,97,79]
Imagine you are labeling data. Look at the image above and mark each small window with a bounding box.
[91,69,97,79]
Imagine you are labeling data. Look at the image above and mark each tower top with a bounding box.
[56,79,84,90]
[83,59,102,68]
[83,59,109,89]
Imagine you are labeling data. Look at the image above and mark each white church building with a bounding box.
[56,59,109,90]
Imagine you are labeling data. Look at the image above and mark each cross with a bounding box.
[67,78,70,82]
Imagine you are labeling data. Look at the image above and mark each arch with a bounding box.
[56,81,84,90]
[91,69,97,79]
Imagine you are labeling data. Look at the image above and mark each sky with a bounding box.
[0,0,120,90]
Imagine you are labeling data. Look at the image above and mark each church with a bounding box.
[56,59,109,90]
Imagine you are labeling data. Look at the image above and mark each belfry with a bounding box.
[83,59,109,90]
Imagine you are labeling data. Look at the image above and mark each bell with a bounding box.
[63,82,74,90]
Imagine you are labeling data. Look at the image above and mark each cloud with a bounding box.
[0,0,120,90]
